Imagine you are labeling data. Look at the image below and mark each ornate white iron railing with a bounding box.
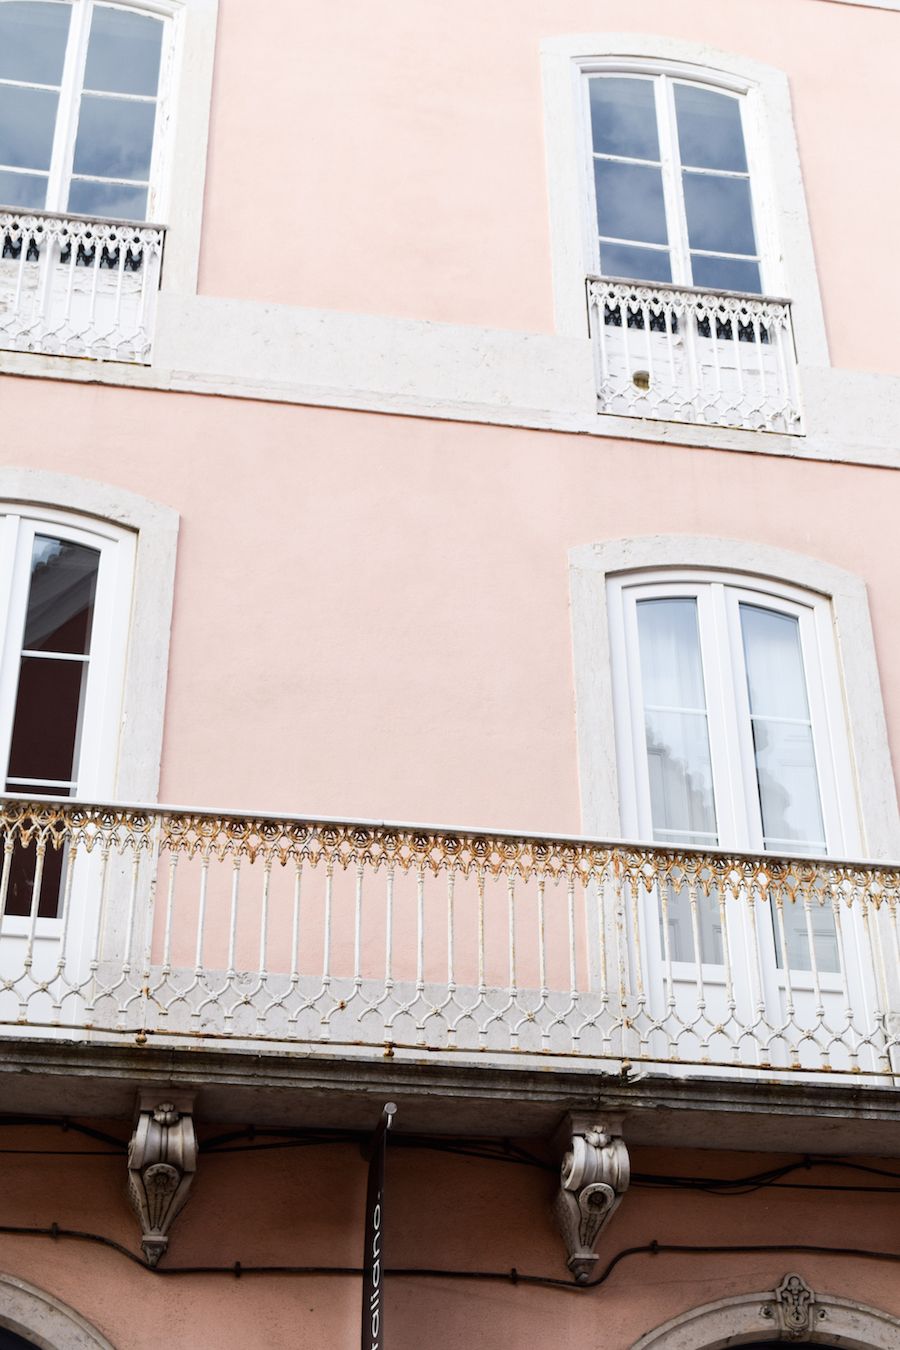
[587,276,802,434]
[0,209,165,364]
[0,798,897,1078]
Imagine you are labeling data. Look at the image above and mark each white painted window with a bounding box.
[0,509,134,916]
[609,571,858,972]
[0,0,175,221]
[585,71,769,293]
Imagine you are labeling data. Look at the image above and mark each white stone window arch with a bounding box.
[632,1275,900,1348]
[0,0,217,294]
[541,34,829,370]
[569,535,899,860]
[0,1271,115,1349]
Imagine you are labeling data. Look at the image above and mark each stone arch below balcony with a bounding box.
[0,1272,115,1350]
[631,1272,900,1349]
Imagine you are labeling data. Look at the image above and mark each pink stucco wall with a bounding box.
[4,376,899,834]
[201,0,900,374]
[0,1127,897,1350]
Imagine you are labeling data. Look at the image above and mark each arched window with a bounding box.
[0,0,172,222]
[0,508,134,917]
[0,472,177,932]
[607,569,856,970]
[587,71,763,294]
[569,538,899,1072]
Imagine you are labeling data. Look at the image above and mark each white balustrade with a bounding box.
[0,798,896,1079]
[0,209,165,364]
[587,276,802,434]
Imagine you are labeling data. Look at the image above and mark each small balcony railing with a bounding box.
[587,276,802,434]
[0,208,165,365]
[0,797,896,1079]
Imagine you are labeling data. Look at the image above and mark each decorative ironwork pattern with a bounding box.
[0,210,165,364]
[0,797,896,1077]
[587,276,802,434]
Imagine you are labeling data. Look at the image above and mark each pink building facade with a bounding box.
[0,0,898,1346]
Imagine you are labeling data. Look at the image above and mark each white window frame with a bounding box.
[0,510,134,799]
[0,0,218,295]
[608,570,859,858]
[1,0,178,221]
[541,34,830,367]
[568,536,900,862]
[581,66,774,295]
[0,468,178,801]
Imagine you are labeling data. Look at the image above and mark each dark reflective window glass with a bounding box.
[24,536,99,654]
[590,77,659,160]
[599,241,672,284]
[0,168,47,208]
[72,95,156,181]
[683,172,757,256]
[690,254,761,294]
[67,178,147,220]
[0,84,59,171]
[674,83,748,172]
[0,1,71,85]
[7,656,86,783]
[594,159,668,245]
[2,832,65,919]
[84,5,163,97]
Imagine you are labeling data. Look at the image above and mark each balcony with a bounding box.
[0,797,896,1087]
[587,276,802,434]
[0,208,165,365]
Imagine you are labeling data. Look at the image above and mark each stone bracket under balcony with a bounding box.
[552,1113,630,1283]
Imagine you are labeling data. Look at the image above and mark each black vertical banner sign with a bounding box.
[361,1102,396,1350]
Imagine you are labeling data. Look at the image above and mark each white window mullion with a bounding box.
[696,583,748,847]
[619,585,656,840]
[46,0,91,212]
[721,586,767,852]
[655,75,690,285]
[0,516,24,779]
[0,518,36,783]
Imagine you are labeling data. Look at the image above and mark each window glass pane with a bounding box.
[637,598,706,708]
[84,6,163,97]
[72,94,155,180]
[740,606,810,720]
[589,77,659,160]
[599,241,672,283]
[67,178,147,219]
[24,536,99,655]
[594,159,668,246]
[0,167,47,207]
[778,900,840,974]
[0,1,70,85]
[682,172,757,256]
[7,655,86,782]
[637,598,718,845]
[0,84,59,170]
[674,84,748,172]
[2,835,65,919]
[645,709,718,841]
[659,882,723,965]
[750,719,825,850]
[690,253,761,295]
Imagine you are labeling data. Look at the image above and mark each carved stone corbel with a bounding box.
[127,1091,197,1266]
[758,1273,817,1339]
[552,1113,630,1283]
